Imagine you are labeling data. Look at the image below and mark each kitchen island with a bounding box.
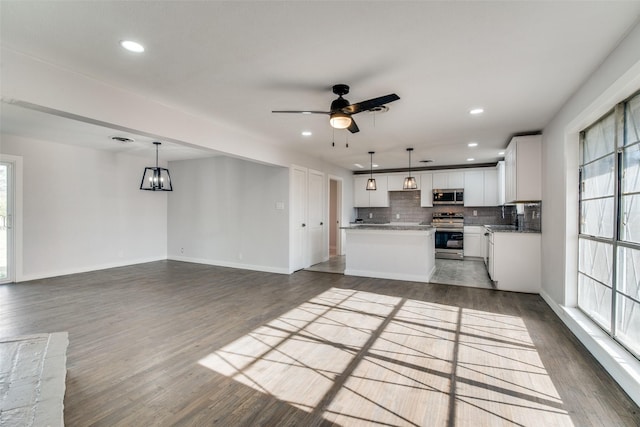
[342,224,435,283]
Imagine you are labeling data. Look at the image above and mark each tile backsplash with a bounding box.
[356,190,536,229]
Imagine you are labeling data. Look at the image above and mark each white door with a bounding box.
[329,177,343,256]
[308,169,324,265]
[291,166,307,271]
[0,161,13,283]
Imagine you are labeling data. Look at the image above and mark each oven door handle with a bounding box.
[435,228,464,233]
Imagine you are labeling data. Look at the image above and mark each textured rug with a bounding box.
[0,332,68,427]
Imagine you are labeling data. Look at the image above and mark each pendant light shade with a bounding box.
[403,147,417,190]
[140,142,173,191]
[366,151,377,190]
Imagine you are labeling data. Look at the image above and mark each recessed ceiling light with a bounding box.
[498,151,505,155]
[301,131,312,136]
[372,164,379,168]
[469,108,484,115]
[302,111,312,115]
[354,163,364,169]
[467,158,475,161]
[468,142,478,147]
[120,40,145,53]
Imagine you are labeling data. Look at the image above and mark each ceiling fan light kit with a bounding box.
[272,83,399,135]
[329,112,352,129]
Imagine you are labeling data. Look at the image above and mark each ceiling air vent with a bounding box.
[111,136,135,144]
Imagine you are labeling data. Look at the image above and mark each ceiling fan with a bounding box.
[272,84,400,134]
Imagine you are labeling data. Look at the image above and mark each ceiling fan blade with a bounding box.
[347,118,360,133]
[343,93,400,115]
[271,110,329,114]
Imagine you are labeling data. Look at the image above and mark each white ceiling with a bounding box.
[1,1,640,170]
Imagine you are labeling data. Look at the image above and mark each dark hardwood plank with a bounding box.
[0,261,638,426]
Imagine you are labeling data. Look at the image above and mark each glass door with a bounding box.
[0,161,13,283]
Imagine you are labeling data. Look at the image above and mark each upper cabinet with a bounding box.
[419,173,433,207]
[432,171,464,189]
[387,173,420,191]
[463,171,484,206]
[496,161,506,205]
[504,135,542,203]
[353,175,389,207]
[354,176,371,207]
[463,169,499,207]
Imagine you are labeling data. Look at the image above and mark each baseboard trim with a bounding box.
[168,255,289,275]
[17,256,167,282]
[540,289,640,407]
[344,268,433,283]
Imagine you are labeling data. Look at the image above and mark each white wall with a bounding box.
[167,156,290,273]
[541,21,640,406]
[0,47,357,265]
[541,21,640,305]
[0,134,168,281]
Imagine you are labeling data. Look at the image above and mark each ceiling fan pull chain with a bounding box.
[332,127,335,147]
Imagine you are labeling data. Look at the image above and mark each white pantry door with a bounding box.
[307,169,324,266]
[291,166,307,271]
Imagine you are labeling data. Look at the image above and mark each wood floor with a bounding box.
[1,260,638,426]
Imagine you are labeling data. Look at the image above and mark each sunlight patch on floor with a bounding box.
[199,288,574,426]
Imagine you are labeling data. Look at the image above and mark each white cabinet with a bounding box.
[369,176,389,206]
[484,169,498,206]
[463,226,484,257]
[488,231,541,293]
[353,176,371,207]
[354,175,389,207]
[496,161,505,205]
[464,171,484,206]
[505,135,541,203]
[433,171,464,189]
[463,168,499,206]
[419,173,433,207]
[387,173,420,191]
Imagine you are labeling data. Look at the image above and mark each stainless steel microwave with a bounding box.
[433,189,464,205]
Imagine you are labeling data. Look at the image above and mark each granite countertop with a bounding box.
[484,224,541,234]
[342,222,434,231]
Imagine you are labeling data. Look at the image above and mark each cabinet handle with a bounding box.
[484,233,490,236]
[320,222,323,226]
[302,223,306,227]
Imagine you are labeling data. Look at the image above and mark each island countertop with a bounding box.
[341,223,434,231]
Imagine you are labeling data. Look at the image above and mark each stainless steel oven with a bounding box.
[431,212,464,260]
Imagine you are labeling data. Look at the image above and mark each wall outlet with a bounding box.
[396,213,400,219]
[473,210,477,216]
[369,212,373,219]
[180,247,184,254]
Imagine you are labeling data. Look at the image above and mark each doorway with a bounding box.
[329,177,342,257]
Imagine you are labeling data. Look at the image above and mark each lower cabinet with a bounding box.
[463,226,484,257]
[489,232,541,293]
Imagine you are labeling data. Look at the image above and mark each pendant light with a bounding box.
[140,142,173,191]
[366,151,377,190]
[403,147,417,190]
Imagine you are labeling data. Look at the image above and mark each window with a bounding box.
[579,91,640,359]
